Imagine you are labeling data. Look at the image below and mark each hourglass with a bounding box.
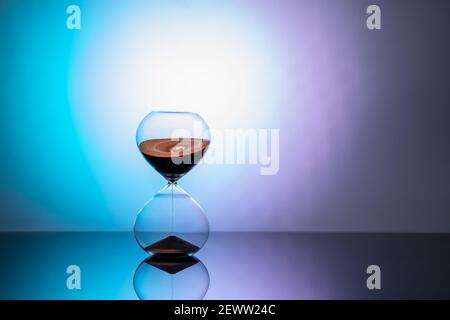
[135,111,210,256]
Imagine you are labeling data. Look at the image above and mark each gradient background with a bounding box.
[1,0,450,232]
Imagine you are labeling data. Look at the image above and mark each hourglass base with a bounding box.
[145,235,200,256]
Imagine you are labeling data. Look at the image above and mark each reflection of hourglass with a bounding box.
[133,255,210,300]
[135,111,210,256]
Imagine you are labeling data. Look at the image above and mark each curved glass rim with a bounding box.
[148,110,200,116]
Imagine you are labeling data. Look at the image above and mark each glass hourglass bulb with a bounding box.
[133,255,210,300]
[134,111,210,256]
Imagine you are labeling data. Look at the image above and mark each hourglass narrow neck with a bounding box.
[167,182,178,192]
[157,182,187,195]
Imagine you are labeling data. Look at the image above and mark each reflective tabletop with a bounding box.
[0,232,449,299]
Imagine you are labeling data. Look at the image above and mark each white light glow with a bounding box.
[68,3,281,222]
[72,3,279,135]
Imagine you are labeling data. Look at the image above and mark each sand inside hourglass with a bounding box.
[139,138,210,183]
[145,235,200,256]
